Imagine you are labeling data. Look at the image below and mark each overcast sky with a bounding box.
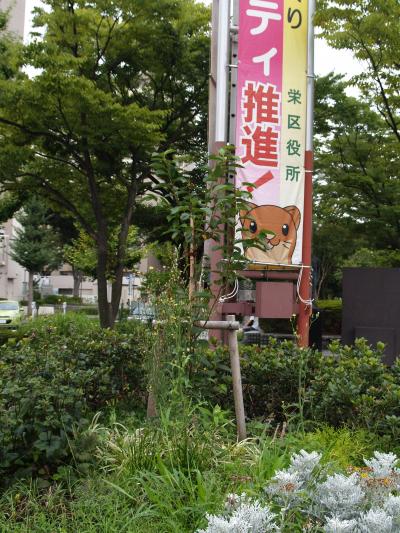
[24,0,363,86]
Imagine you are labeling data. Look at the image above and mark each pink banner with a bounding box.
[236,0,284,206]
[236,0,308,267]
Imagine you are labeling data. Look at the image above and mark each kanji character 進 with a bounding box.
[242,124,279,167]
[247,0,282,36]
[243,82,280,124]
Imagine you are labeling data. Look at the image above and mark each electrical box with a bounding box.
[255,282,297,319]
[342,268,400,365]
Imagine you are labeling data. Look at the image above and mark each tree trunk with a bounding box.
[27,270,34,317]
[110,185,136,324]
[111,265,124,324]
[72,267,83,298]
[96,239,112,328]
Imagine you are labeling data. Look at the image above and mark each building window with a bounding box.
[58,288,73,295]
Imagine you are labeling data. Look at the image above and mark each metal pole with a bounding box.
[226,314,247,441]
[215,0,230,143]
[297,0,315,348]
[228,0,239,147]
[205,0,228,343]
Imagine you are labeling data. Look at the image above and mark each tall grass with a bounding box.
[0,406,387,533]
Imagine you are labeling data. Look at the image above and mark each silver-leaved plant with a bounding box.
[197,450,400,533]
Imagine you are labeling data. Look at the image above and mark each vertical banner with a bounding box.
[236,0,308,267]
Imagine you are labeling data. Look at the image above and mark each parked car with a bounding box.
[0,300,24,331]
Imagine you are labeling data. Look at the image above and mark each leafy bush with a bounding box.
[41,295,83,305]
[191,339,323,422]
[16,313,99,339]
[308,339,400,435]
[72,306,99,316]
[317,299,342,335]
[192,338,400,434]
[0,315,147,481]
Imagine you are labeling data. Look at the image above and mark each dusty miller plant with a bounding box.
[197,450,400,532]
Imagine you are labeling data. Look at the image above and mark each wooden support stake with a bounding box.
[146,389,158,418]
[226,315,247,441]
[197,316,246,440]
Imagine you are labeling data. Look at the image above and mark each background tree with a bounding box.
[313,73,400,297]
[312,1,400,297]
[10,197,62,313]
[0,10,23,81]
[64,226,143,284]
[0,0,210,327]
[316,0,400,143]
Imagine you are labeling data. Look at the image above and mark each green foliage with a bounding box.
[0,191,25,223]
[0,315,147,481]
[342,248,400,269]
[191,340,322,424]
[313,73,400,298]
[316,299,342,311]
[10,197,62,274]
[191,338,400,436]
[150,147,264,295]
[140,248,196,414]
[316,299,342,335]
[40,294,82,305]
[0,0,210,327]
[0,420,386,532]
[313,3,400,297]
[309,338,400,436]
[0,11,23,81]
[64,226,143,280]
[316,0,400,143]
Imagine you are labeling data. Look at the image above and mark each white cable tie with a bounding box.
[219,278,239,303]
[296,264,314,307]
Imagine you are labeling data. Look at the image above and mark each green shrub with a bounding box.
[0,316,147,481]
[16,313,99,339]
[258,318,294,334]
[72,306,99,316]
[309,338,400,434]
[191,339,323,423]
[41,294,83,305]
[316,299,342,335]
[192,338,400,434]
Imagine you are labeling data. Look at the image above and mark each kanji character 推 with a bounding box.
[242,124,279,167]
[246,0,282,36]
[243,81,280,124]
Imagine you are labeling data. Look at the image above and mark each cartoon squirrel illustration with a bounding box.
[240,203,301,265]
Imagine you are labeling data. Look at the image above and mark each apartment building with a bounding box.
[0,218,146,304]
[0,219,27,301]
[0,0,26,36]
